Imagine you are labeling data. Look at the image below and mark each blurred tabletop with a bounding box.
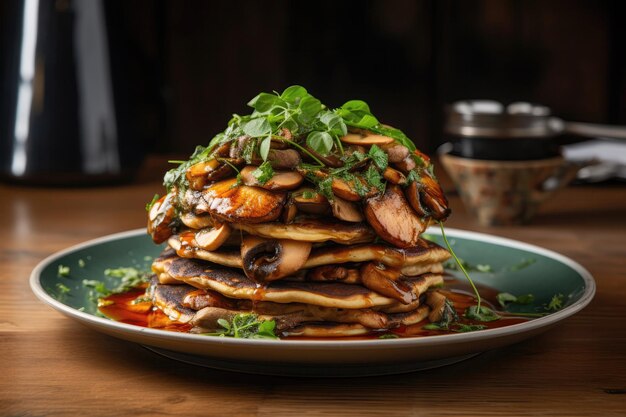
[1,157,625,417]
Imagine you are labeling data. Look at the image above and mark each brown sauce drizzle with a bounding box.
[98,276,531,339]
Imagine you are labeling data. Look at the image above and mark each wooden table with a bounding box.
[1,159,625,416]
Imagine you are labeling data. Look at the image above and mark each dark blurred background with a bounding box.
[1,0,625,160]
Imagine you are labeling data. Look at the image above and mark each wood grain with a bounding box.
[1,159,625,416]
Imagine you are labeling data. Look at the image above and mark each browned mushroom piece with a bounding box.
[239,166,304,191]
[382,167,407,185]
[329,196,364,222]
[241,235,312,282]
[381,143,410,163]
[282,199,298,223]
[198,178,286,223]
[193,223,232,251]
[331,177,377,201]
[360,262,416,304]
[306,265,361,284]
[340,132,395,146]
[394,155,417,174]
[293,189,331,215]
[268,149,301,169]
[304,146,344,168]
[147,192,177,244]
[420,173,451,221]
[186,159,234,190]
[405,180,429,217]
[425,291,458,325]
[363,185,426,248]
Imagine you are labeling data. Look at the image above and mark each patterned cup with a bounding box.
[439,147,579,226]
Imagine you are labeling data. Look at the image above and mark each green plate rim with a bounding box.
[30,228,596,350]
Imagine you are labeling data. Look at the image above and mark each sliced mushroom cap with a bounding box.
[307,265,361,284]
[186,159,231,190]
[363,185,426,248]
[241,236,312,282]
[147,192,176,244]
[360,262,416,304]
[331,177,377,201]
[282,199,298,223]
[330,195,364,222]
[405,173,450,221]
[340,133,395,146]
[268,149,301,169]
[394,155,417,174]
[293,189,331,215]
[304,146,344,168]
[381,143,410,163]
[193,223,232,251]
[425,291,458,325]
[240,166,304,191]
[383,167,407,185]
[198,178,286,223]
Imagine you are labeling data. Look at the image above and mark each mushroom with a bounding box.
[381,143,410,163]
[331,177,377,201]
[293,189,331,215]
[340,133,395,146]
[382,167,407,185]
[405,173,450,220]
[264,149,302,169]
[330,195,364,222]
[304,146,344,168]
[307,265,361,283]
[241,235,312,282]
[193,223,232,251]
[394,155,417,174]
[360,262,416,304]
[239,166,304,191]
[186,159,234,190]
[147,192,176,244]
[282,199,298,223]
[198,178,286,223]
[363,185,426,248]
[425,291,457,324]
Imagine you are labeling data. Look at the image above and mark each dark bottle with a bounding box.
[0,0,145,185]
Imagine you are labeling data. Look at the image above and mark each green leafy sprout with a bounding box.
[203,313,279,339]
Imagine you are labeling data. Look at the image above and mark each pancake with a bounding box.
[149,277,433,336]
[152,249,444,309]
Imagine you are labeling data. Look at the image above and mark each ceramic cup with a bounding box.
[439,145,580,226]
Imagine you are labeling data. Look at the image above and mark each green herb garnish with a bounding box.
[203,313,279,339]
[57,265,70,277]
[546,293,565,311]
[78,259,86,268]
[56,283,71,294]
[145,193,160,212]
[251,161,274,185]
[439,222,500,322]
[496,292,535,308]
[510,258,536,271]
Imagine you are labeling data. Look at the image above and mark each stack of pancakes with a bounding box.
[147,132,451,337]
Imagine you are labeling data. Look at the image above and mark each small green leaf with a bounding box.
[243,118,271,137]
[258,136,272,161]
[357,114,379,129]
[368,144,388,170]
[299,96,323,122]
[496,292,518,308]
[57,265,70,277]
[307,131,334,156]
[465,305,501,322]
[476,264,493,273]
[248,93,281,112]
[252,161,274,185]
[145,193,160,212]
[56,283,71,294]
[281,85,308,104]
[217,318,231,330]
[454,324,487,333]
[341,100,371,113]
[546,294,565,311]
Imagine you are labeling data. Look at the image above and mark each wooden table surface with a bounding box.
[1,159,625,417]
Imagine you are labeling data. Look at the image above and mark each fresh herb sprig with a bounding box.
[203,313,279,339]
[438,222,501,322]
